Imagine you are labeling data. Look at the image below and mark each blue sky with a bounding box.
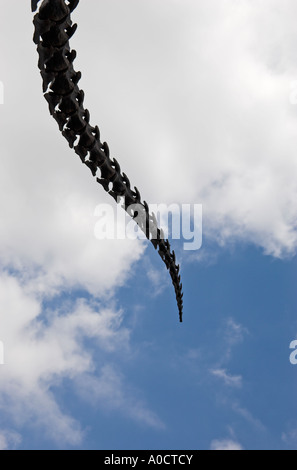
[0,0,297,450]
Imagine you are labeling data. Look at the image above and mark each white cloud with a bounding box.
[145,256,169,298]
[225,319,249,346]
[282,428,297,447]
[209,318,249,370]
[0,275,161,446]
[0,2,157,445]
[0,0,297,447]
[76,366,165,430]
[74,0,297,258]
[222,319,249,363]
[210,439,243,451]
[211,369,242,388]
[232,403,266,432]
[0,430,22,451]
[1,2,297,275]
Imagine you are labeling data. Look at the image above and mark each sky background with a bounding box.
[0,0,296,450]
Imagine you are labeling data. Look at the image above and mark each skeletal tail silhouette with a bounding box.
[32,0,183,322]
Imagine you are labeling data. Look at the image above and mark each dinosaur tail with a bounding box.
[32,0,183,322]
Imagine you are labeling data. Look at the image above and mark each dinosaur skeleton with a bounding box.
[31,0,183,322]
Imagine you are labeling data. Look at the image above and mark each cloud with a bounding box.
[225,319,249,346]
[282,428,297,447]
[232,403,266,432]
[0,0,297,449]
[0,430,22,451]
[210,439,243,451]
[209,318,248,369]
[0,2,157,446]
[145,256,169,298]
[74,0,297,259]
[221,319,249,363]
[208,320,265,439]
[76,366,165,430]
[2,3,297,267]
[211,369,242,388]
[0,274,161,446]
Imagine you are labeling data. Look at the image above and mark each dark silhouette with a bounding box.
[32,0,184,322]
